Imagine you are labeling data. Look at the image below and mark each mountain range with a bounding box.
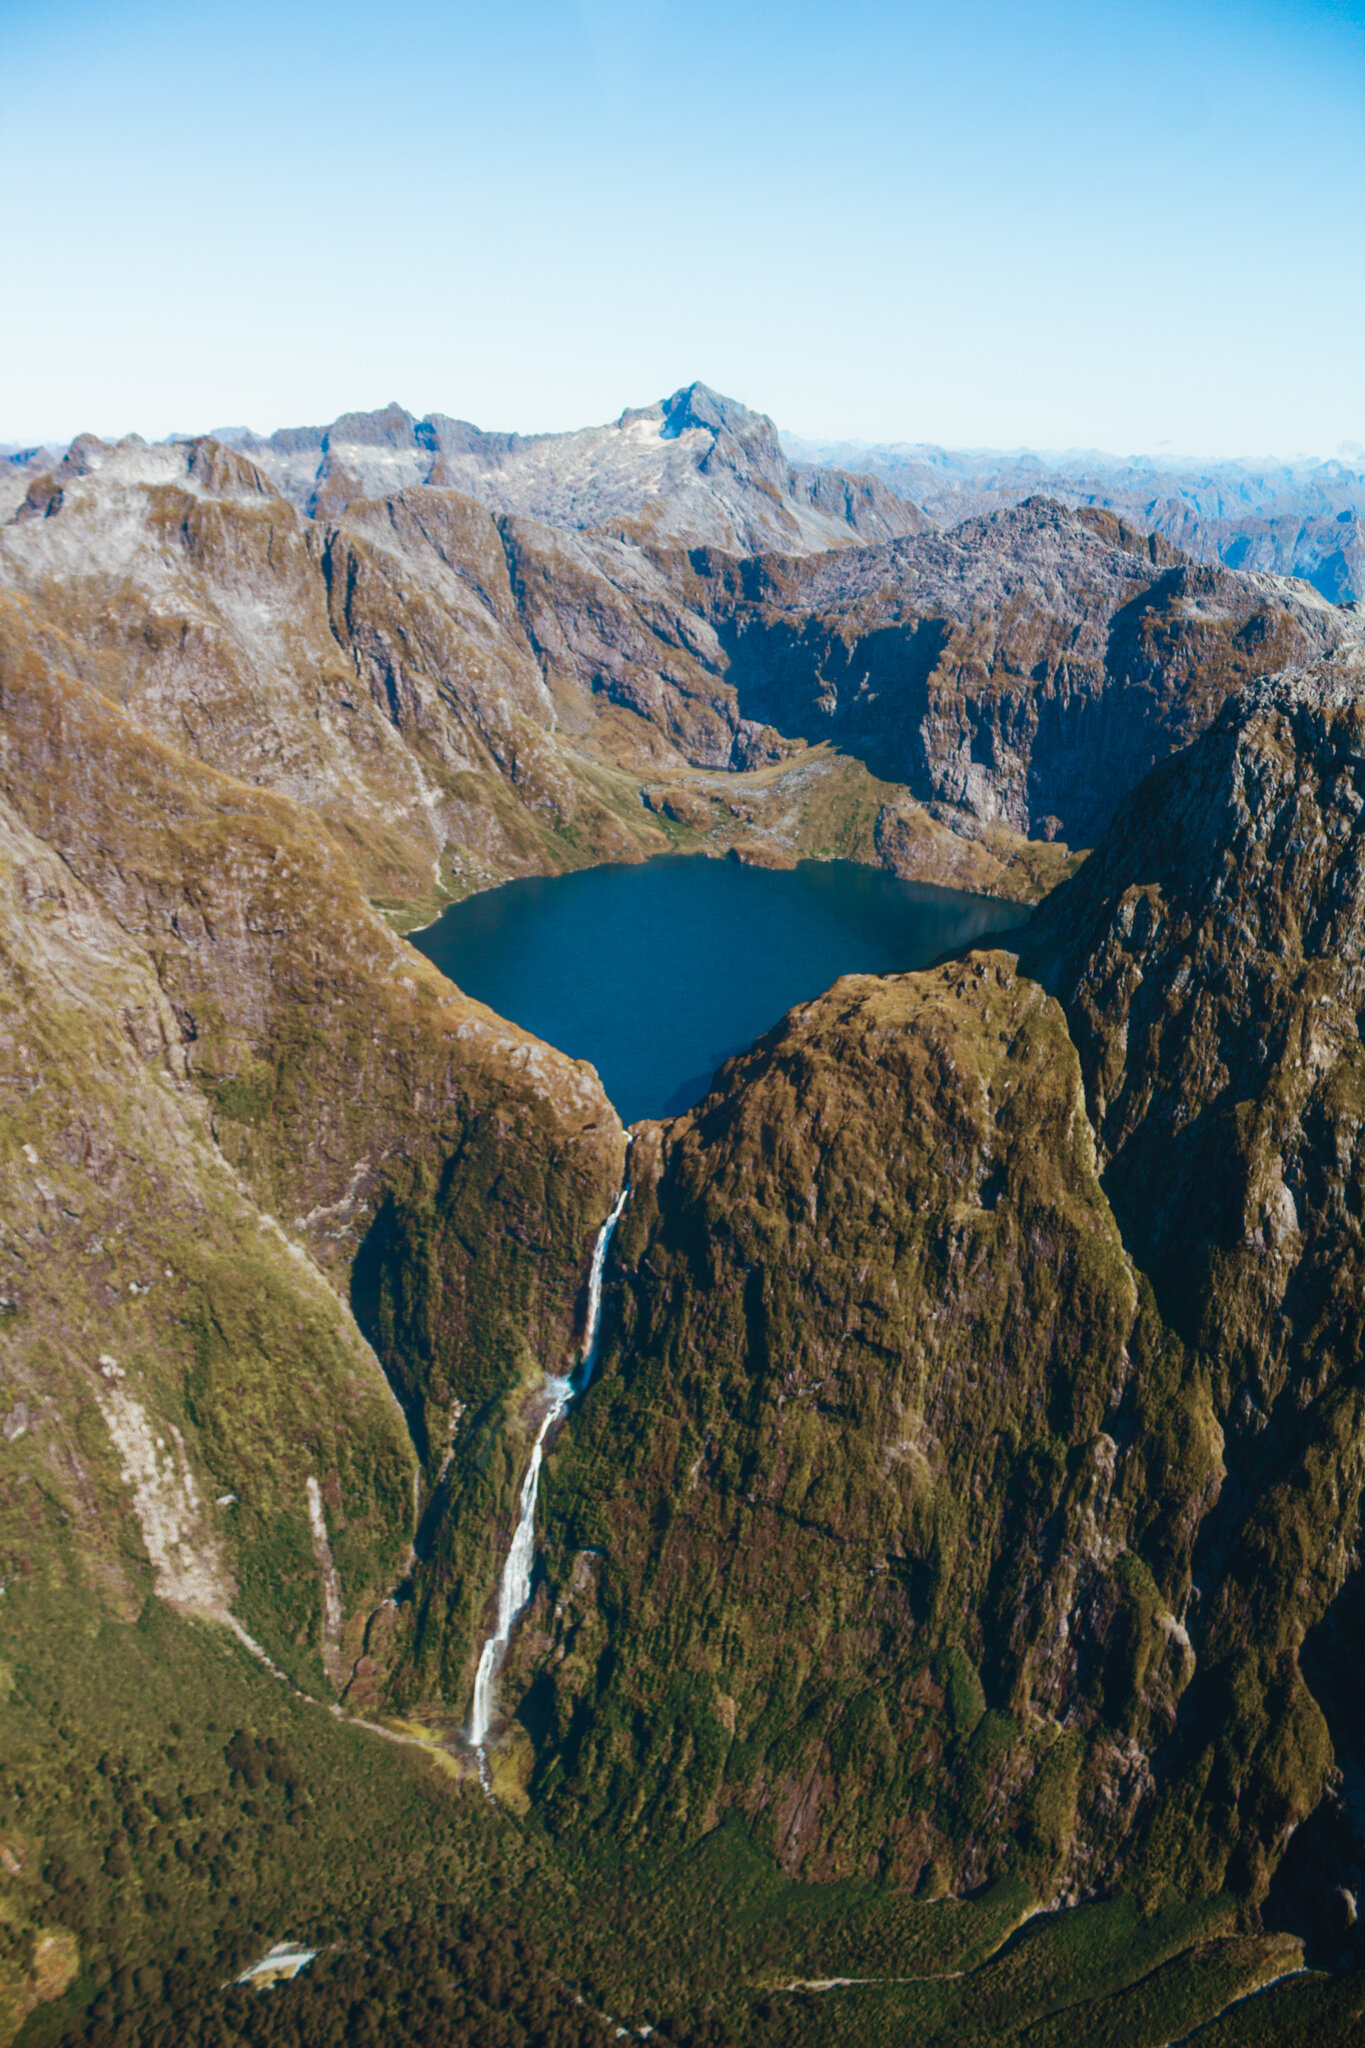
[785,432,1365,604]
[4,383,1365,2046]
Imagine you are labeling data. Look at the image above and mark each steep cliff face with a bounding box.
[493,514,736,768]
[0,762,418,1694]
[498,958,1216,1897]
[10,410,1354,943]
[1021,651,1365,1918]
[0,439,675,916]
[684,501,1356,846]
[18,391,1365,2038]
[1158,504,1363,606]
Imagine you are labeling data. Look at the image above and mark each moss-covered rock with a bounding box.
[1022,656,1365,1913]
[502,956,1210,1896]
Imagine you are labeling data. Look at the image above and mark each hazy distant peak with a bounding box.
[782,431,1365,601]
[324,402,418,451]
[417,414,526,464]
[4,387,928,557]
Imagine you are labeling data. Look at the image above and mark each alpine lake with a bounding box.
[411,854,1033,1125]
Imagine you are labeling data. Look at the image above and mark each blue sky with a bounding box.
[1,0,1362,455]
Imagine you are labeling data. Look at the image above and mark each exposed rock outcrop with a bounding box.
[1022,652,1365,1910]
[489,652,1365,1929]
[685,500,1358,846]
[8,398,1355,931]
[0,431,1011,917]
[228,383,928,557]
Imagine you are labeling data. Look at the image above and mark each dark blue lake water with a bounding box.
[411,855,1032,1125]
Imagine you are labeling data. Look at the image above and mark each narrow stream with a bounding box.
[469,1173,630,1772]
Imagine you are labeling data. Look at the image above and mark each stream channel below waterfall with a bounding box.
[412,854,1033,1124]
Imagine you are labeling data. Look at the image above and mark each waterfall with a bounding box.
[469,1174,629,1764]
[467,1376,572,1755]
[572,1174,629,1398]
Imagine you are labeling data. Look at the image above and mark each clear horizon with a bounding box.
[2,0,1362,459]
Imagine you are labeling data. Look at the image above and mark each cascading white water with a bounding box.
[469,1175,629,1765]
[572,1174,629,1397]
[467,1374,572,1754]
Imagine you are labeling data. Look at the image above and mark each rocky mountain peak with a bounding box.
[75,385,927,556]
[658,380,769,444]
[184,435,272,498]
[323,402,419,451]
[1021,645,1365,1382]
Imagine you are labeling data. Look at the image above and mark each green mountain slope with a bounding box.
[6,397,1365,2040]
[497,956,1211,1903]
